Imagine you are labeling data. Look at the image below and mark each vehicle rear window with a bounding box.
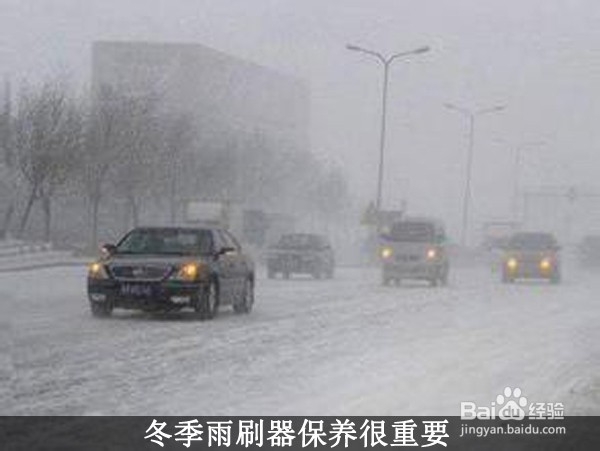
[277,234,321,249]
[116,229,213,255]
[508,233,557,250]
[388,222,435,242]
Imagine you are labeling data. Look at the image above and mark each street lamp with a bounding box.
[444,103,505,246]
[347,44,430,215]
[512,141,545,222]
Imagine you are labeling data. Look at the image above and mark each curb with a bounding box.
[0,259,89,273]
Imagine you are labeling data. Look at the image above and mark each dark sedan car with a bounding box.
[87,227,255,319]
[266,233,335,279]
[501,231,561,283]
[578,234,600,267]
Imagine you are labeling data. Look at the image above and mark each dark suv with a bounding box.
[87,227,255,319]
[501,231,561,283]
[266,233,335,279]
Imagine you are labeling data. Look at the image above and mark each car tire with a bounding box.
[502,273,514,284]
[550,273,561,284]
[283,271,290,280]
[90,299,113,318]
[194,280,219,320]
[234,278,254,314]
[440,266,449,286]
[267,268,276,279]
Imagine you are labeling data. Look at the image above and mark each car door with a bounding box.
[316,235,333,270]
[322,238,335,270]
[212,230,235,305]
[220,230,247,299]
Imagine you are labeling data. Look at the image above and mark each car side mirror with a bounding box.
[101,243,117,256]
[217,246,235,257]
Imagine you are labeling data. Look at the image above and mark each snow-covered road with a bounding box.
[2,264,599,415]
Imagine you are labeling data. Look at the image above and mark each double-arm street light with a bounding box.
[444,103,506,246]
[512,140,546,222]
[346,44,430,215]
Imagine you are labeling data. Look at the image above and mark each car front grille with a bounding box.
[109,265,172,281]
[395,254,421,263]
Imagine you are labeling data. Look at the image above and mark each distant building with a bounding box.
[91,40,310,152]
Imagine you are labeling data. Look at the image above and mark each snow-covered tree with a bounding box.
[13,80,83,240]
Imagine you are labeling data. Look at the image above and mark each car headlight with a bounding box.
[426,248,437,260]
[540,258,552,270]
[170,262,204,282]
[381,247,393,259]
[88,261,109,279]
[506,258,518,270]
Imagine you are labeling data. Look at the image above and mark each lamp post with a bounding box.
[513,141,545,223]
[444,103,505,246]
[347,44,429,215]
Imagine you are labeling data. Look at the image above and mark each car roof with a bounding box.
[581,234,600,241]
[130,226,219,233]
[510,231,556,239]
[392,217,445,229]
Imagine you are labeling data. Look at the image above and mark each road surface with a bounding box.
[1,264,599,415]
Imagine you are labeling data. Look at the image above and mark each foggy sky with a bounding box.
[2,0,600,239]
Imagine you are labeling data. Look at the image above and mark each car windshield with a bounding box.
[388,222,435,242]
[277,234,321,249]
[508,233,557,250]
[116,229,213,255]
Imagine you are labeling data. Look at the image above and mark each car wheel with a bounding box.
[440,266,449,286]
[267,268,275,279]
[234,278,254,314]
[550,273,561,284]
[382,275,392,286]
[90,299,113,318]
[283,271,290,280]
[502,273,514,284]
[194,280,219,320]
[429,277,439,287]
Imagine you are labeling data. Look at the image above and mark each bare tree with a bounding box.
[0,78,19,238]
[109,95,162,228]
[158,113,195,224]
[13,80,83,240]
[82,93,137,248]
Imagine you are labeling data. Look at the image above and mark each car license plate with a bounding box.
[120,283,153,297]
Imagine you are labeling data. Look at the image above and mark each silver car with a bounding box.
[379,219,450,286]
[501,232,561,284]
